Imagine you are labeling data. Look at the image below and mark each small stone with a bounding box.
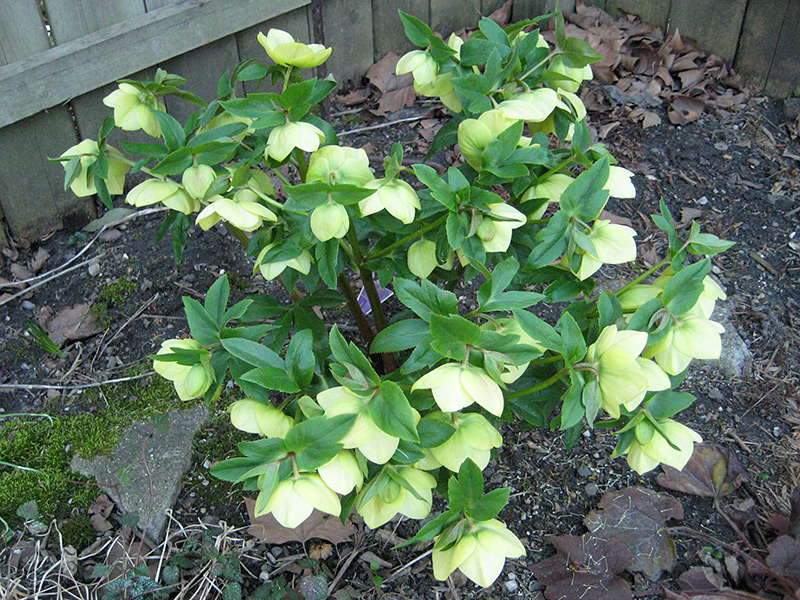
[88,262,101,277]
[140,279,153,293]
[714,141,729,151]
[708,388,724,401]
[697,196,709,205]
[585,483,600,496]
[577,466,592,478]
[504,579,519,593]
[21,300,36,310]
[271,546,283,557]
[99,229,122,241]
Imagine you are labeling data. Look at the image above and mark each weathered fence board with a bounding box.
[734,0,789,89]
[613,0,670,29]
[0,0,311,128]
[668,0,748,62]
[322,0,375,84]
[372,0,430,59]
[43,0,145,44]
[431,0,482,34]
[763,0,800,97]
[0,0,85,241]
[514,0,574,20]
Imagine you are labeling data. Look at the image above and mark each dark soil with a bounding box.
[1,83,800,599]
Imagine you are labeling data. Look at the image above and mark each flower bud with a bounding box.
[478,203,526,253]
[60,139,129,198]
[310,202,349,241]
[433,519,525,587]
[126,179,198,215]
[229,399,294,438]
[318,450,364,495]
[153,338,211,401]
[266,121,326,162]
[183,362,213,398]
[182,165,216,200]
[257,29,332,68]
[407,239,439,279]
[102,83,164,137]
[254,243,312,280]
[257,473,340,527]
[307,145,373,186]
[396,50,438,87]
[412,363,504,416]
[359,178,420,224]
[622,419,703,474]
[457,110,518,170]
[357,467,436,528]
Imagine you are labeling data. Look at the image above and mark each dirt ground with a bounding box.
[2,11,800,600]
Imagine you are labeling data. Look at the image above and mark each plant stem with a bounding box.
[347,226,387,332]
[337,273,374,345]
[506,366,569,400]
[612,260,668,297]
[224,222,251,247]
[363,214,448,262]
[531,155,576,186]
[277,274,304,302]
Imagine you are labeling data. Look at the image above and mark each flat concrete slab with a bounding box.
[72,404,210,543]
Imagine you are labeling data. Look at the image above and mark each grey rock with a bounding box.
[21,300,35,310]
[71,404,209,543]
[714,141,729,152]
[784,98,800,121]
[88,262,101,277]
[99,229,123,241]
[585,483,600,496]
[710,299,752,378]
[577,466,592,478]
[504,579,519,593]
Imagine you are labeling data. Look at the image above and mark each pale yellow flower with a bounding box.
[258,29,332,68]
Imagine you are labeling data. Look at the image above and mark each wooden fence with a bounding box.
[0,0,796,246]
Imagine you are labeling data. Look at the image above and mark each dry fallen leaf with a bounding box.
[45,303,103,345]
[669,95,705,125]
[531,534,633,600]
[376,85,417,116]
[245,497,355,545]
[656,444,747,499]
[584,487,683,580]
[30,248,49,274]
[366,52,411,94]
[337,90,367,106]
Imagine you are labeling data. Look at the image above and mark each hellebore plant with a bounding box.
[55,10,734,589]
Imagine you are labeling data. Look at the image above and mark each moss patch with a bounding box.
[0,371,192,527]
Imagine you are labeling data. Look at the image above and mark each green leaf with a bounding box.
[204,275,230,325]
[189,123,248,147]
[627,297,663,332]
[285,329,315,390]
[394,278,458,322]
[557,311,586,363]
[241,365,300,393]
[645,391,695,419]
[329,325,379,385]
[398,11,435,47]
[448,459,484,512]
[392,440,426,464]
[597,291,622,328]
[413,164,457,211]
[222,338,283,369]
[513,309,562,353]
[582,377,601,427]
[315,239,340,288]
[254,463,281,514]
[467,487,510,521]
[560,36,603,68]
[183,297,218,345]
[220,94,280,119]
[371,319,430,353]
[478,17,510,46]
[375,381,419,441]
[396,510,459,547]
[417,418,455,448]
[446,211,468,249]
[153,110,186,152]
[284,414,356,471]
[689,232,735,256]
[661,258,710,315]
[527,211,570,267]
[210,456,271,483]
[560,371,585,429]
[559,156,609,219]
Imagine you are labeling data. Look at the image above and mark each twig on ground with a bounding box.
[92,293,159,370]
[0,371,155,392]
[384,548,433,582]
[338,115,426,137]
[0,254,106,307]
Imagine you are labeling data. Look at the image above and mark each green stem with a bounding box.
[506,366,569,400]
[282,66,293,92]
[517,50,561,83]
[277,274,304,302]
[529,354,564,366]
[612,260,668,297]
[293,148,309,180]
[531,155,576,186]
[224,222,251,248]
[364,214,448,262]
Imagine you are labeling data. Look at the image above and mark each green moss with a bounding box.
[0,370,191,527]
[92,277,138,323]
[59,513,97,550]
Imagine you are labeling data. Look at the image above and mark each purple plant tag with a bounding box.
[357,280,394,315]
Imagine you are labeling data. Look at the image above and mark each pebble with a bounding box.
[577,466,592,478]
[697,196,709,205]
[504,580,519,593]
[21,300,36,310]
[99,229,122,241]
[271,546,283,557]
[88,262,101,277]
[714,141,729,151]
[585,483,600,496]
[141,278,153,292]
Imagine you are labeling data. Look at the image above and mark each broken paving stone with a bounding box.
[710,300,752,378]
[71,404,209,543]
